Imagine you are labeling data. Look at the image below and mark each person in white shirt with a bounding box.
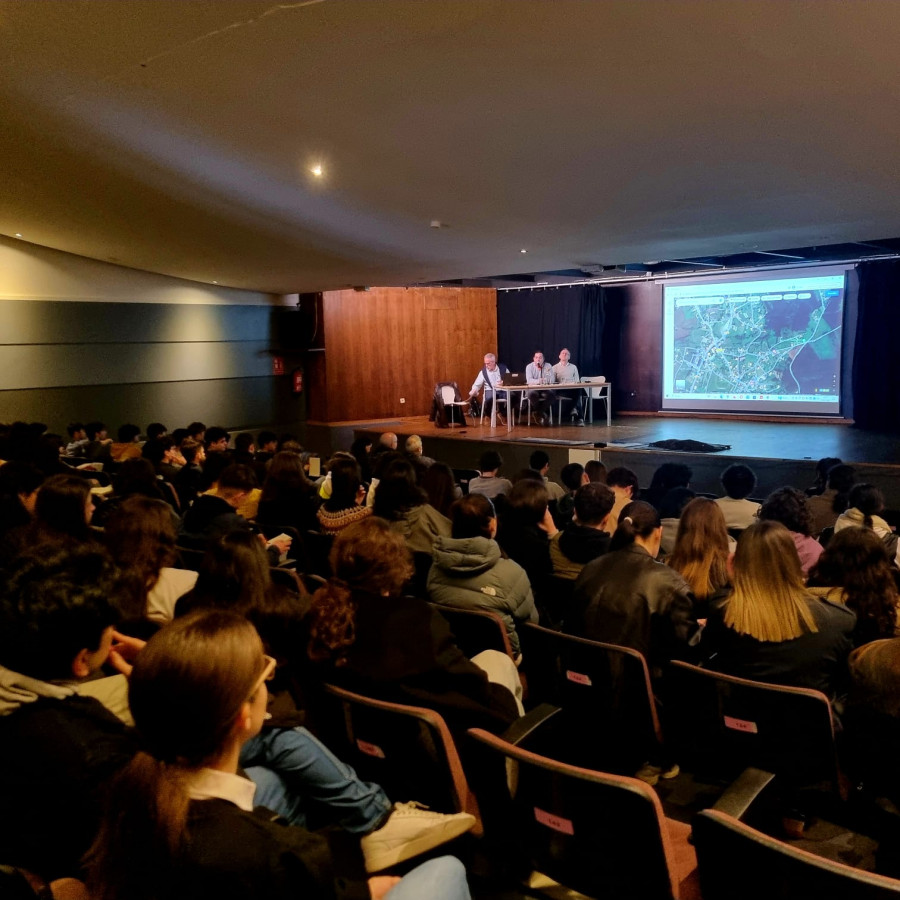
[551,348,585,425]
[467,353,509,423]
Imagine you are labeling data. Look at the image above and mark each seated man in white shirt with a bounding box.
[551,348,585,425]
[467,353,509,424]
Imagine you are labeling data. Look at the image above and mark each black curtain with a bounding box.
[852,259,900,431]
[497,284,611,376]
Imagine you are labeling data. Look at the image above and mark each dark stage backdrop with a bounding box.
[853,259,900,432]
[497,284,613,379]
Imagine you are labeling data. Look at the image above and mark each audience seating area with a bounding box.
[3,420,900,898]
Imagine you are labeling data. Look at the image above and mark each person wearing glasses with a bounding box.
[85,610,473,900]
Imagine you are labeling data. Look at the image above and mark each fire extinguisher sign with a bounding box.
[272,356,285,376]
[292,368,304,394]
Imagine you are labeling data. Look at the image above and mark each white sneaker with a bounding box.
[360,801,476,872]
[634,762,680,787]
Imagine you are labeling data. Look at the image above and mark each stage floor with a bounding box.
[308,412,900,506]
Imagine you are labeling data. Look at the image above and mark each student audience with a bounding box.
[6,412,900,892]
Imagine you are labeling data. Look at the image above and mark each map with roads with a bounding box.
[671,288,843,398]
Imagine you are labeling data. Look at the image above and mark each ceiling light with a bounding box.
[311,165,323,177]
[520,249,527,254]
[14,233,22,238]
[212,281,218,285]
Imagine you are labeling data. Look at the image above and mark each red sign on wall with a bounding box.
[272,356,285,376]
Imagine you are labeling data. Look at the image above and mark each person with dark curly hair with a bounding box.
[807,527,900,646]
[758,486,822,575]
[806,463,856,537]
[307,518,521,736]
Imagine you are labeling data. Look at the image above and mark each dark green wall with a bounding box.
[0,299,306,434]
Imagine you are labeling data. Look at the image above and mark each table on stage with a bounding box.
[485,380,612,432]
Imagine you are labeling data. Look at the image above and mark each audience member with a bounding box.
[307,518,521,735]
[807,526,900,646]
[497,478,556,601]
[714,463,760,530]
[567,500,699,680]
[549,482,614,580]
[421,461,461,519]
[666,497,730,616]
[657,487,697,556]
[583,459,607,484]
[807,463,856,537]
[528,450,566,502]
[834,483,900,563]
[84,610,473,900]
[109,424,142,462]
[104,496,196,632]
[316,457,371,535]
[700,520,855,697]
[405,434,435,468]
[758,486,823,575]
[145,422,167,442]
[372,458,451,555]
[255,429,279,468]
[25,472,98,550]
[0,461,43,544]
[349,435,374,483]
[204,426,230,456]
[85,421,112,462]
[257,450,321,533]
[552,461,586,528]
[644,462,692,511]
[427,494,537,657]
[468,450,512,500]
[604,466,640,535]
[65,422,89,458]
[187,421,207,443]
[807,456,843,497]
[0,546,136,880]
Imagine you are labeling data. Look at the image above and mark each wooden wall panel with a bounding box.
[617,282,663,411]
[315,287,496,422]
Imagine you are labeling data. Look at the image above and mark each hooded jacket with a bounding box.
[427,535,537,655]
[550,523,611,580]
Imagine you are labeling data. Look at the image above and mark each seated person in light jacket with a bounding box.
[428,493,538,658]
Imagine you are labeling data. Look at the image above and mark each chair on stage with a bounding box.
[479,386,509,426]
[581,376,611,425]
[432,382,471,427]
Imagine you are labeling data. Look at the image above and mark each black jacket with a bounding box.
[567,544,699,677]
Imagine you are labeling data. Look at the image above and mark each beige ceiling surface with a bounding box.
[2,0,900,293]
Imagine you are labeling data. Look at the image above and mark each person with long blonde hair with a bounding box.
[666,498,731,614]
[701,520,855,695]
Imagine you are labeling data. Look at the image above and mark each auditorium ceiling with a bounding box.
[2,0,900,294]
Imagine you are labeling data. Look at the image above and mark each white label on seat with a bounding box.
[357,739,386,758]
[723,715,758,733]
[534,807,574,835]
[566,670,592,686]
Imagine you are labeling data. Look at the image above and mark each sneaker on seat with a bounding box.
[360,802,476,872]
[634,762,680,787]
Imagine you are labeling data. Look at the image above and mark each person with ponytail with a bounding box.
[834,483,900,564]
[86,610,471,900]
[701,520,855,696]
[566,500,700,679]
[307,517,521,736]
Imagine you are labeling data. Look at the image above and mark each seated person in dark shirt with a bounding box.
[551,461,587,529]
[550,482,615,580]
[181,464,290,563]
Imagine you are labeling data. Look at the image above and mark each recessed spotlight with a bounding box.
[14,233,22,238]
[212,281,218,285]
[311,165,323,177]
[520,249,527,254]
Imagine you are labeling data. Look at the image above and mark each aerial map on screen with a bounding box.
[662,273,846,414]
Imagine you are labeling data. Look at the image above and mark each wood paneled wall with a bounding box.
[309,287,496,422]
